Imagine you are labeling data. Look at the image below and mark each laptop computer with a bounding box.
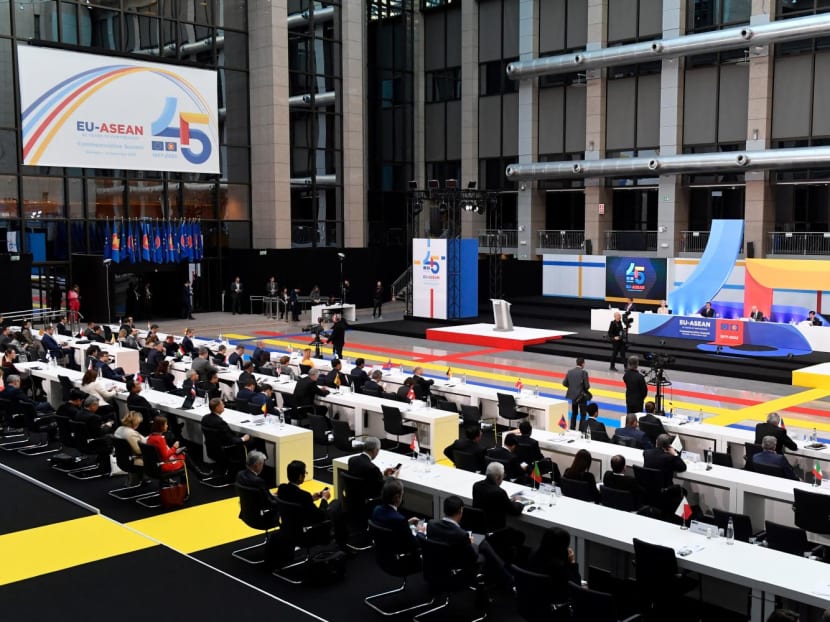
[180,394,195,410]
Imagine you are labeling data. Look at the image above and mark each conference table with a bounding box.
[62,338,140,375]
[333,449,830,622]
[17,362,312,486]
[522,427,830,538]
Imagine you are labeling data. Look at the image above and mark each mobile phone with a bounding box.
[394,463,402,470]
[322,486,329,492]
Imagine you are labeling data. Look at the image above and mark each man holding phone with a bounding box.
[277,460,347,545]
[347,436,399,498]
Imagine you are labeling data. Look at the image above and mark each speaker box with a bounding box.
[746,241,755,258]
[584,239,593,255]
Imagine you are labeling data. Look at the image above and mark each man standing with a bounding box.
[563,357,590,430]
[372,281,384,319]
[182,281,194,320]
[623,356,648,414]
[230,276,243,315]
[608,312,626,371]
[754,412,797,454]
[327,313,348,359]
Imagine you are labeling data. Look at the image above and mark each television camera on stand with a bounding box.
[642,352,674,415]
[303,321,326,359]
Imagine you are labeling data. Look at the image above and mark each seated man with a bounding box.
[181,369,200,395]
[293,368,330,418]
[213,345,228,367]
[371,477,422,550]
[235,450,279,524]
[201,397,256,451]
[347,436,398,499]
[56,388,86,419]
[191,347,217,382]
[752,435,799,480]
[749,305,765,322]
[444,424,487,473]
[250,384,276,414]
[237,361,256,390]
[754,412,797,454]
[579,403,612,443]
[74,395,114,473]
[472,461,524,531]
[643,433,687,487]
[96,351,126,383]
[485,433,526,483]
[410,367,434,400]
[515,420,561,483]
[3,374,52,413]
[325,359,349,388]
[362,369,384,396]
[277,460,346,545]
[228,345,246,368]
[126,379,154,413]
[602,454,644,505]
[163,334,179,357]
[349,358,369,392]
[396,377,416,403]
[180,328,196,356]
[236,379,258,403]
[426,495,484,596]
[614,413,654,449]
[146,341,167,372]
[41,325,72,363]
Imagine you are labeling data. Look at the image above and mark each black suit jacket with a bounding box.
[750,310,765,322]
[700,307,715,318]
[181,336,195,356]
[146,348,166,371]
[412,375,434,398]
[754,422,797,454]
[638,413,666,434]
[201,412,242,446]
[579,417,612,443]
[472,476,523,530]
[361,379,382,395]
[328,320,347,346]
[643,448,687,487]
[277,482,328,526]
[426,518,478,569]
[76,409,107,438]
[623,369,648,413]
[127,392,153,413]
[602,470,644,504]
[347,452,384,498]
[372,504,418,550]
[235,468,278,508]
[485,446,525,482]
[293,376,328,407]
[444,438,486,472]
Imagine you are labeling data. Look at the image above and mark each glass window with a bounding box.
[182,181,215,219]
[219,183,249,220]
[221,0,246,31]
[25,219,69,261]
[426,68,461,102]
[0,0,9,35]
[89,8,122,51]
[87,178,125,219]
[126,180,164,218]
[21,176,63,217]
[688,0,750,31]
[0,174,17,218]
[0,130,15,175]
[68,177,84,219]
[0,40,14,125]
[222,29,247,70]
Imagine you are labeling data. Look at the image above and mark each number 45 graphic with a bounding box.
[151,97,212,165]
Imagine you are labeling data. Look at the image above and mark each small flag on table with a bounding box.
[406,386,416,401]
[558,415,568,431]
[675,495,692,521]
[515,379,523,391]
[88,359,94,371]
[779,417,786,430]
[813,460,822,484]
[135,373,143,384]
[530,462,542,484]
[261,402,268,414]
[410,436,420,454]
[179,344,186,356]
[334,373,341,387]
[382,359,392,370]
[446,367,452,379]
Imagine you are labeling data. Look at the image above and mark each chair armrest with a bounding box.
[621,614,643,622]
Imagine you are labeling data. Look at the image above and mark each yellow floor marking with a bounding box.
[0,515,155,586]
[704,388,830,427]
[222,333,254,340]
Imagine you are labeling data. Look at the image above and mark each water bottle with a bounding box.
[533,385,539,398]
[696,408,702,424]
[726,517,735,545]
[279,410,285,429]
[586,425,592,443]
[812,428,818,444]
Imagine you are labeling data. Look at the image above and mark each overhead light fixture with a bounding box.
[408,180,418,190]
[428,179,440,190]
[467,181,477,189]
[445,179,458,189]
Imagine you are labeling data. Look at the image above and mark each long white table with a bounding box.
[64,339,139,375]
[333,450,830,621]
[310,303,356,322]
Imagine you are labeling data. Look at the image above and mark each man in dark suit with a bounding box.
[349,358,369,392]
[191,347,217,382]
[235,450,279,525]
[201,397,254,450]
[237,361,256,390]
[563,357,590,430]
[228,345,246,368]
[426,495,479,575]
[76,395,114,437]
[371,478,422,549]
[347,436,398,498]
[236,379,258,403]
[623,356,648,414]
[515,420,561,483]
[602,454,644,505]
[293,368,330,418]
[808,310,823,326]
[613,413,653,449]
[411,366,434,400]
[754,412,797,454]
[643,434,687,487]
[96,351,126,382]
[41,326,72,363]
[749,305,765,321]
[147,341,166,371]
[484,433,526,482]
[180,329,196,356]
[752,436,799,480]
[56,388,85,420]
[700,302,715,318]
[325,359,350,389]
[327,314,348,359]
[230,276,243,315]
[579,403,612,443]
[444,424,487,472]
[126,379,154,413]
[608,312,626,371]
[623,298,636,313]
[361,369,384,396]
[251,340,266,367]
[3,374,52,413]
[276,459,331,526]
[472,462,524,531]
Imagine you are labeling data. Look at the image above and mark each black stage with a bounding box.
[359,297,830,385]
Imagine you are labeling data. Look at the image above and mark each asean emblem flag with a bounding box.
[406,386,416,401]
[515,379,523,390]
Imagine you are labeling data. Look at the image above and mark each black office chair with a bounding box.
[365,520,431,616]
[148,377,170,392]
[108,437,152,500]
[0,398,25,441]
[281,393,314,427]
[510,564,570,622]
[496,392,528,426]
[460,404,494,431]
[632,465,664,507]
[340,470,377,551]
[452,449,482,473]
[66,420,111,480]
[764,520,822,558]
[136,441,189,509]
[613,434,640,448]
[299,364,312,375]
[459,506,491,536]
[743,442,763,469]
[232,483,280,564]
[57,375,75,403]
[381,404,418,451]
[436,399,458,414]
[637,420,664,446]
[600,485,637,512]
[712,509,757,544]
[568,581,641,622]
[4,402,57,455]
[703,449,733,468]
[49,415,98,476]
[308,413,333,472]
[749,461,787,478]
[632,538,699,618]
[793,487,830,539]
[200,427,246,488]
[414,538,487,622]
[560,476,598,503]
[272,497,333,584]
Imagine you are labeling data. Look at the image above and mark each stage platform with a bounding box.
[425,322,573,351]
[793,363,830,389]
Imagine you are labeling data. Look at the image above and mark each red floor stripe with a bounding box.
[413,347,508,364]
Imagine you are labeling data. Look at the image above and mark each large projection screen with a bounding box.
[17,45,219,174]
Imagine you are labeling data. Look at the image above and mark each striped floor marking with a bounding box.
[706,388,830,428]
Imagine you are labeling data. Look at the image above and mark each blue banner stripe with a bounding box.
[544,260,605,268]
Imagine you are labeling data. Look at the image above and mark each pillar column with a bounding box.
[460,0,480,238]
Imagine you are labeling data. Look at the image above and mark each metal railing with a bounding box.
[768,231,830,255]
[478,229,519,250]
[391,267,411,302]
[537,229,585,250]
[679,231,710,253]
[604,230,658,252]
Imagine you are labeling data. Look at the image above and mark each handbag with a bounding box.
[159,482,187,509]
[576,389,593,404]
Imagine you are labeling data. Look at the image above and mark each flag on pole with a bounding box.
[180,344,186,356]
[406,385,416,401]
[88,358,94,371]
[515,379,523,391]
[333,373,341,387]
[190,387,196,397]
[813,460,822,484]
[446,367,453,379]
[410,436,420,454]
[141,221,151,261]
[261,402,268,414]
[558,415,568,430]
[382,359,392,370]
[135,373,143,385]
[530,462,542,484]
[111,221,121,263]
[103,219,111,260]
[779,417,786,430]
[674,496,692,521]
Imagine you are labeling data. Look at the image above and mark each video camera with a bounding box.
[644,352,675,370]
[622,310,634,328]
[302,323,323,337]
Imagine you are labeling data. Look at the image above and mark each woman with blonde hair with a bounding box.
[114,411,145,485]
[80,368,118,421]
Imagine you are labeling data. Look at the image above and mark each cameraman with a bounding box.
[608,312,627,371]
[623,356,649,414]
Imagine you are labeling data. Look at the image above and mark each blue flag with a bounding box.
[141,220,151,262]
[111,220,121,264]
[103,219,111,260]
[194,221,203,261]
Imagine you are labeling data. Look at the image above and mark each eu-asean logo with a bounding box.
[150,96,212,165]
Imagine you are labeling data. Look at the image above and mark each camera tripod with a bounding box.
[644,366,672,415]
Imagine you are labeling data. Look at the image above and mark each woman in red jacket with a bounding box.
[145,415,186,473]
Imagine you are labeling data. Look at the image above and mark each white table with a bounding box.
[310,303,356,322]
[333,450,830,622]
[66,339,139,375]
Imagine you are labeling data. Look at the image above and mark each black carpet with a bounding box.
[0,467,92,534]
[0,545,319,622]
